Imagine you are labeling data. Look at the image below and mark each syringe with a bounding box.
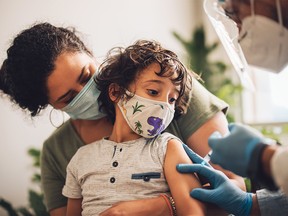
[201,150,212,165]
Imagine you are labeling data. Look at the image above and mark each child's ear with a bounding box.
[108,83,121,102]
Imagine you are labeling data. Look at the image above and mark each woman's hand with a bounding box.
[99,196,170,216]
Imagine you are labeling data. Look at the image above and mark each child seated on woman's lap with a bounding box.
[62,39,206,216]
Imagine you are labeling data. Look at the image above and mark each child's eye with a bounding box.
[147,89,158,96]
[169,97,177,104]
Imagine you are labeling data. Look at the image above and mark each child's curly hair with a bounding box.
[95,39,198,123]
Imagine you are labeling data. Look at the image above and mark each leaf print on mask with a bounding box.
[132,101,145,114]
[147,116,165,136]
[117,91,175,138]
[134,120,143,135]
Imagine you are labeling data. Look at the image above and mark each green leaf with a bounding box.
[17,207,33,216]
[28,148,40,167]
[173,26,243,123]
[28,190,49,216]
[0,198,19,216]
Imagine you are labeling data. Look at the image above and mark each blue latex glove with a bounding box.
[177,144,253,216]
[208,123,265,177]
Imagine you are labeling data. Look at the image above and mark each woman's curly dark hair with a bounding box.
[0,22,92,116]
[96,39,198,123]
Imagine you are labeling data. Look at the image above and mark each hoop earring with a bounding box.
[49,108,65,128]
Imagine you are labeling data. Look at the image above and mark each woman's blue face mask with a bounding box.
[61,74,106,120]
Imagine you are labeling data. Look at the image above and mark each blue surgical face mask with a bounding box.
[61,73,106,120]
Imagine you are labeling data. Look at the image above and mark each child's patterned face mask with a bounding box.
[117,91,175,138]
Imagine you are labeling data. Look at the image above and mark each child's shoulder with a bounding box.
[154,132,183,145]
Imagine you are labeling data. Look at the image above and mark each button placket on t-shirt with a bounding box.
[109,145,124,187]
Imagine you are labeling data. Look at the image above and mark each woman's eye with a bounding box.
[81,74,91,85]
[64,98,73,104]
[80,67,92,85]
[64,93,77,104]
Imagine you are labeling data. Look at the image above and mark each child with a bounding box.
[62,40,206,216]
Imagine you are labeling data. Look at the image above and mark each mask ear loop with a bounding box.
[276,0,284,34]
[250,0,255,19]
[275,0,284,65]
[49,108,65,128]
[238,0,255,41]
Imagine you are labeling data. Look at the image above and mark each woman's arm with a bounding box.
[49,206,66,216]
[164,139,206,216]
[66,198,82,216]
[186,111,228,157]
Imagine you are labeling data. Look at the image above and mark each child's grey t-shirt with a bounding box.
[62,132,180,215]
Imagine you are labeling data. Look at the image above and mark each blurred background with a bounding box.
[0,0,287,215]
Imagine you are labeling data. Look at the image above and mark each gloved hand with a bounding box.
[177,144,253,216]
[208,123,266,177]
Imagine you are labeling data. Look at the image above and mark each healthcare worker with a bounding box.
[178,0,288,215]
[206,0,288,195]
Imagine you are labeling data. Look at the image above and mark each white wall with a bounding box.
[0,0,210,211]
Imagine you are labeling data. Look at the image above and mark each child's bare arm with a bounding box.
[164,139,206,216]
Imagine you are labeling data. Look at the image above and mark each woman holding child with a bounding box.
[0,22,245,215]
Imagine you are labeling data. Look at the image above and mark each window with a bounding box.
[242,65,288,125]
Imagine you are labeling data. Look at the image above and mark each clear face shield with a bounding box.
[204,0,288,78]
[204,0,254,90]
